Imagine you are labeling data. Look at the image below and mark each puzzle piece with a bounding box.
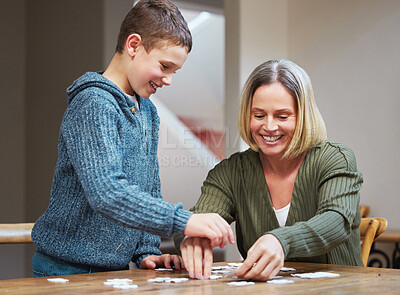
[47,278,69,283]
[147,277,188,283]
[280,267,296,272]
[104,278,133,285]
[267,279,295,284]
[155,268,173,271]
[291,272,340,279]
[227,281,255,286]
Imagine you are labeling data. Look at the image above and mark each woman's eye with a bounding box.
[278,116,288,119]
[253,114,264,119]
[161,64,168,70]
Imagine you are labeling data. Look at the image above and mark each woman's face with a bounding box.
[250,83,297,159]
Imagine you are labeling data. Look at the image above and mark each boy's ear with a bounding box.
[126,33,142,57]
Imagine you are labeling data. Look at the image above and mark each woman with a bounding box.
[177,59,363,281]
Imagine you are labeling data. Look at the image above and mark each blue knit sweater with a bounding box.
[32,72,192,269]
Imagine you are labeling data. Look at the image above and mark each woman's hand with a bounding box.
[236,234,284,281]
[184,213,235,249]
[139,254,183,270]
[180,237,213,280]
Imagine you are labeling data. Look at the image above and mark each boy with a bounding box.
[31,0,234,277]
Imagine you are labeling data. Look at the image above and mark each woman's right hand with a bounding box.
[184,213,235,249]
[180,237,213,279]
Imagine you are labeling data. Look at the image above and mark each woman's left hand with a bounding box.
[236,234,284,281]
[139,254,183,270]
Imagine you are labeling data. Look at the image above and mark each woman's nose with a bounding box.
[264,118,278,131]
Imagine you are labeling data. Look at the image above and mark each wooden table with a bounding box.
[0,261,399,294]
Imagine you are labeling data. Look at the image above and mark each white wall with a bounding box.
[287,0,400,228]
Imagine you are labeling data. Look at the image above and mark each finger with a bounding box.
[145,259,157,269]
[217,216,236,246]
[226,223,235,244]
[193,239,204,279]
[184,240,195,278]
[180,241,188,271]
[208,225,222,248]
[243,255,269,280]
[163,254,172,269]
[202,239,213,279]
[254,259,280,281]
[236,248,258,277]
[213,220,228,249]
[172,255,182,270]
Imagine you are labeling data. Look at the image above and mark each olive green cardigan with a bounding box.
[185,141,364,266]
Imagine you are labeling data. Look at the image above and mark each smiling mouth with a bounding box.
[262,135,283,142]
[150,81,159,90]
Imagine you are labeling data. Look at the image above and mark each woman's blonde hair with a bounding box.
[238,59,327,159]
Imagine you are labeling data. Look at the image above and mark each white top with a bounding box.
[273,203,291,227]
[127,93,139,110]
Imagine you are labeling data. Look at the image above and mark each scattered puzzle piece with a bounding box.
[47,278,69,283]
[155,268,173,271]
[227,281,255,286]
[211,270,232,274]
[267,279,295,284]
[227,263,243,268]
[147,277,188,283]
[280,267,296,272]
[291,272,340,279]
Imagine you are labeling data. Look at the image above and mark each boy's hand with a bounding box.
[236,234,284,281]
[184,213,235,248]
[180,237,213,279]
[139,254,183,270]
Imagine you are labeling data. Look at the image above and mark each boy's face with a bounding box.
[128,42,188,98]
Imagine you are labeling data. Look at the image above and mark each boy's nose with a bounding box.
[161,75,172,86]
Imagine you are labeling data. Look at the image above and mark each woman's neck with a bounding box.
[259,152,306,177]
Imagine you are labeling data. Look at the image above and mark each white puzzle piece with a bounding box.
[291,272,340,279]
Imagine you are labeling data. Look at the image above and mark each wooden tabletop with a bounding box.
[0,261,399,295]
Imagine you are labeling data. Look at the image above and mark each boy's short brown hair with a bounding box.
[116,0,192,53]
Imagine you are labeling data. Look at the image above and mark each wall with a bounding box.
[287,0,400,228]
[0,0,26,280]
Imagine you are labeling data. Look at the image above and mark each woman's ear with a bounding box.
[126,33,142,57]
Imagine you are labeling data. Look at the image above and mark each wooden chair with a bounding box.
[0,223,34,244]
[359,217,388,266]
[360,205,370,218]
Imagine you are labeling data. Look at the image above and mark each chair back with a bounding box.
[359,217,387,266]
[0,223,34,244]
[359,205,370,218]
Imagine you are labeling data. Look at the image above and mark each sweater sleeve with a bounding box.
[190,159,237,223]
[62,95,192,237]
[132,232,162,267]
[268,144,363,258]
